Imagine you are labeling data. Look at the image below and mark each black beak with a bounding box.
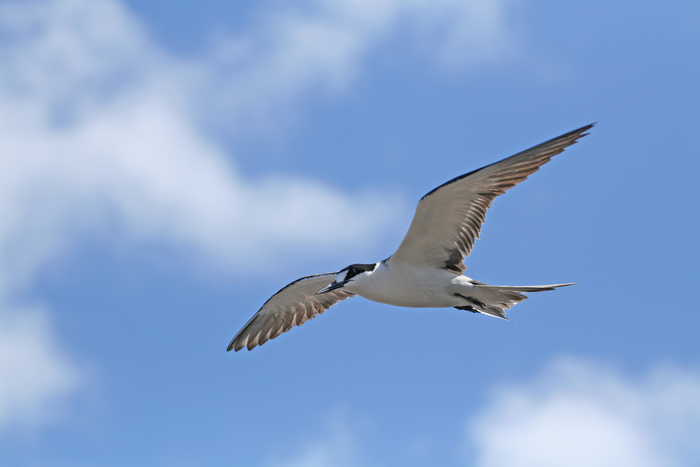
[315,280,345,294]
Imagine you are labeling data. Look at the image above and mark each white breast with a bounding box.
[344,261,465,308]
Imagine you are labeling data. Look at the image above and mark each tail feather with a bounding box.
[478,282,576,293]
[455,283,574,319]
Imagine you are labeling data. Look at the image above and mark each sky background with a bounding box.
[1,0,699,466]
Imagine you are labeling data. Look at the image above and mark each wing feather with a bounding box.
[389,124,593,272]
[227,273,356,351]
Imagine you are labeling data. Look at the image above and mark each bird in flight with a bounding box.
[228,124,593,351]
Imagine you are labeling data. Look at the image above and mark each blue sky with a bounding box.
[0,0,698,466]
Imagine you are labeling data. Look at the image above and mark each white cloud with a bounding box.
[0,0,516,433]
[205,0,516,131]
[0,306,80,432]
[467,357,700,467]
[0,0,406,292]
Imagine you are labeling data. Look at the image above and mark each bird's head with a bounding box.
[315,263,377,294]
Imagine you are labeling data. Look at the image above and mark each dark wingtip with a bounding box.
[565,123,594,138]
[227,338,244,352]
[576,122,596,138]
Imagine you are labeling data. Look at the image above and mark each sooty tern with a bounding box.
[228,124,593,351]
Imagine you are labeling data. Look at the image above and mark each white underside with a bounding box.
[343,261,475,308]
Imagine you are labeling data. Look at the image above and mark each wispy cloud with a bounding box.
[0,0,516,433]
[269,412,359,467]
[0,305,80,433]
[0,0,517,286]
[204,0,516,131]
[467,357,700,467]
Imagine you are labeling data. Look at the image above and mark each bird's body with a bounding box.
[228,124,593,351]
[330,260,571,314]
[340,260,474,308]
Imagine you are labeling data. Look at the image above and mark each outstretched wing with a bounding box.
[389,124,593,273]
[228,273,356,351]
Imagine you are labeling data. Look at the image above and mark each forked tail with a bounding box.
[455,283,574,319]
